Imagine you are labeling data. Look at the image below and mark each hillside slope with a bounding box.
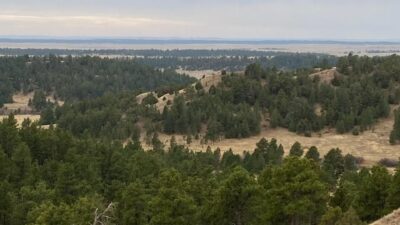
[370,208,400,225]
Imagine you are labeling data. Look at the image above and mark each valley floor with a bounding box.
[142,106,399,165]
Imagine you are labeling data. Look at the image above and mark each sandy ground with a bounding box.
[142,106,399,165]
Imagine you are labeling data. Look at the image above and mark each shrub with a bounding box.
[378,158,399,168]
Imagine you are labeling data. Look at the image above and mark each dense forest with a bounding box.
[49,54,400,143]
[0,48,337,71]
[1,52,400,225]
[2,115,400,225]
[0,55,195,107]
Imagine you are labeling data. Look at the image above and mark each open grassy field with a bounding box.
[0,92,63,126]
[3,92,34,113]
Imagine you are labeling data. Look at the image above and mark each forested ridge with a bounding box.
[47,54,400,144]
[1,53,400,225]
[2,115,400,225]
[0,55,195,107]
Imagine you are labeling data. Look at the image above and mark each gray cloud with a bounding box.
[0,0,398,40]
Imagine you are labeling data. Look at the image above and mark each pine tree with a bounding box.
[149,170,197,225]
[261,157,328,225]
[319,207,342,225]
[289,142,303,157]
[211,167,261,225]
[270,108,282,128]
[118,182,149,225]
[305,146,320,162]
[335,208,364,225]
[390,110,400,144]
[322,148,344,182]
[356,166,391,221]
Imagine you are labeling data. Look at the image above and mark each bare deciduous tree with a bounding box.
[92,202,115,225]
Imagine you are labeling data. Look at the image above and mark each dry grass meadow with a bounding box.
[138,70,400,165]
[0,92,62,126]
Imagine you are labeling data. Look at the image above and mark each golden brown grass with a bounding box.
[141,106,399,166]
[0,114,40,125]
[3,92,34,112]
[309,68,339,84]
[136,71,223,113]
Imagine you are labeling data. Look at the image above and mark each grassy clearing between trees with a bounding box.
[0,114,40,125]
[142,105,399,165]
[1,92,63,113]
[2,92,34,112]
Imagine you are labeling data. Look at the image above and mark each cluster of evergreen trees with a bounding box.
[157,54,399,139]
[0,55,194,106]
[1,116,400,225]
[390,109,400,144]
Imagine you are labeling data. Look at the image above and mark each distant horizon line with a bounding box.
[0,36,400,45]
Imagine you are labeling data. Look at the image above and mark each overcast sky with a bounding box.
[0,0,398,40]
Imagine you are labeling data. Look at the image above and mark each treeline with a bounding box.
[0,48,337,71]
[2,116,400,225]
[134,53,336,71]
[0,55,195,107]
[0,48,330,58]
